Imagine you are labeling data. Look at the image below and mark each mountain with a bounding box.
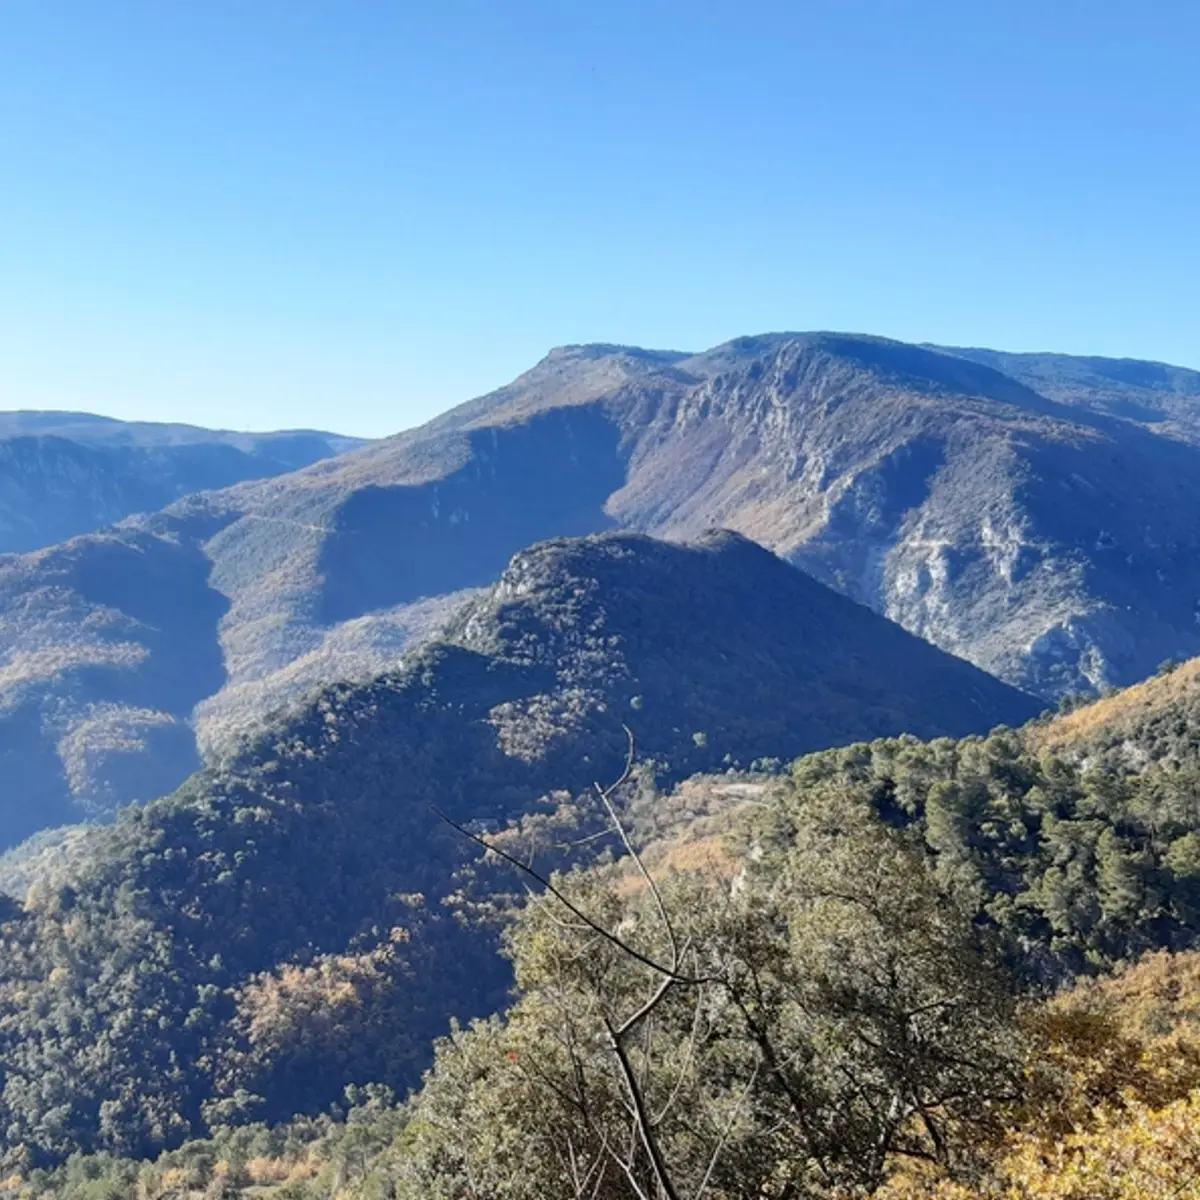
[0,411,364,554]
[5,332,1200,840]
[932,346,1200,444]
[0,529,1038,1164]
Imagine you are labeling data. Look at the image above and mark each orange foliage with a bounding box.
[234,940,400,1056]
[612,831,737,899]
[881,1094,1200,1199]
[1032,658,1200,753]
[875,950,1200,1200]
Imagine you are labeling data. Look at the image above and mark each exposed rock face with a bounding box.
[3,332,1199,839]
[597,336,1200,697]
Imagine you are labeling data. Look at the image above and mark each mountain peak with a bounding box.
[444,529,1040,754]
[539,342,691,365]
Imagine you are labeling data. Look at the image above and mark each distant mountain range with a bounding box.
[0,411,364,554]
[3,332,1200,844]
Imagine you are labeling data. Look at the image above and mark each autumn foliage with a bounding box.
[880,951,1200,1199]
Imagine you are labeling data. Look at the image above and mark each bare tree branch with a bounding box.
[433,804,709,985]
[594,725,680,974]
[433,725,711,986]
[605,1014,684,1200]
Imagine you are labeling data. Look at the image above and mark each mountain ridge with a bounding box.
[4,332,1200,840]
[0,409,365,449]
[0,412,364,555]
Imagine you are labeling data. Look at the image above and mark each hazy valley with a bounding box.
[0,412,362,555]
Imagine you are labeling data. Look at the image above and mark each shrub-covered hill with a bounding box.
[3,653,1200,1189]
[0,531,1039,1167]
[18,726,1200,1198]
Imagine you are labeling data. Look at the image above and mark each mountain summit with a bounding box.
[439,529,1040,770]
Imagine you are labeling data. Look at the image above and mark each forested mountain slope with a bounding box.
[5,333,1200,839]
[7,652,1200,1193]
[0,531,1039,1165]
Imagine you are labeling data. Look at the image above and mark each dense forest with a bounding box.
[0,658,1199,1195]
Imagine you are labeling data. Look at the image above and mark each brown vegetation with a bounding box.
[1033,656,1200,753]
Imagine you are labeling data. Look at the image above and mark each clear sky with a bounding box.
[1,1,1197,437]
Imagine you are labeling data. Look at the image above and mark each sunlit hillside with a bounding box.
[1032,655,1200,767]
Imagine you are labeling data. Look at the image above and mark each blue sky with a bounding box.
[1,1,1197,437]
